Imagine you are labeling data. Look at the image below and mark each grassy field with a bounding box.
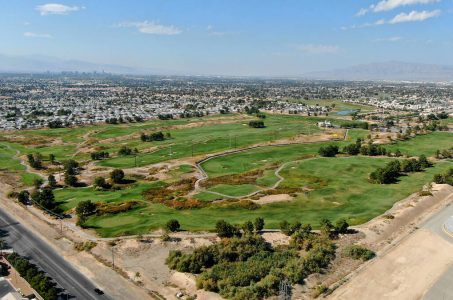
[97,114,321,168]
[0,142,41,186]
[80,156,453,237]
[1,112,364,168]
[386,132,453,157]
[4,110,453,237]
[54,181,165,211]
[55,129,453,237]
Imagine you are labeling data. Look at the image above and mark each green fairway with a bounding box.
[206,184,260,197]
[55,181,164,211]
[81,156,453,237]
[386,132,453,157]
[97,114,321,168]
[0,142,41,186]
[4,111,453,238]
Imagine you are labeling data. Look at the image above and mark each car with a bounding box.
[94,288,104,295]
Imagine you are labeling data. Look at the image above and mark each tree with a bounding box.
[64,173,78,187]
[118,146,132,156]
[320,218,333,236]
[62,159,79,175]
[110,169,125,184]
[33,178,44,190]
[254,217,265,232]
[215,220,241,238]
[94,177,107,188]
[49,154,55,164]
[17,190,30,205]
[242,221,254,235]
[418,154,431,168]
[47,174,57,188]
[335,218,349,234]
[166,219,181,232]
[75,200,96,218]
[318,145,339,157]
[248,120,265,128]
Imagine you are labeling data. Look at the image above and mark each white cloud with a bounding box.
[344,9,439,30]
[389,9,441,23]
[36,3,82,15]
[206,25,227,36]
[118,21,182,35]
[297,44,339,54]
[24,32,53,38]
[357,0,439,16]
[373,36,402,42]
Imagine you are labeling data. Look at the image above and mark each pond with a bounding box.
[336,109,359,116]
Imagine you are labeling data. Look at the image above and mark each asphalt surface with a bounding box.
[422,203,453,300]
[0,209,112,300]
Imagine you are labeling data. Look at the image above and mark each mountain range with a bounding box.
[304,61,453,82]
[1,54,453,82]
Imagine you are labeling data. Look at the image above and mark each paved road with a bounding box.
[422,202,453,300]
[0,209,112,300]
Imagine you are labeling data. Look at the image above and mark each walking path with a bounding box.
[193,129,349,198]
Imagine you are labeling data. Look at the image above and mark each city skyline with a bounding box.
[1,0,452,76]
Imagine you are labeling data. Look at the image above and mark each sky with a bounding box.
[0,0,452,76]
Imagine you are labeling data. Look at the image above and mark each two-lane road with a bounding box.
[0,208,112,300]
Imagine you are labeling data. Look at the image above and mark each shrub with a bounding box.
[166,219,181,232]
[110,169,125,184]
[216,220,241,238]
[335,218,349,234]
[343,245,375,261]
[254,217,265,232]
[318,145,339,157]
[75,200,96,218]
[248,120,265,128]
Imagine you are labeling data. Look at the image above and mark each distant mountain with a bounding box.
[0,54,153,75]
[304,62,453,82]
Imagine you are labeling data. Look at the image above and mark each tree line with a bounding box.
[369,156,431,184]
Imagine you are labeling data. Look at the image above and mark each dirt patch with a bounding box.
[261,231,290,246]
[329,229,453,300]
[252,193,293,205]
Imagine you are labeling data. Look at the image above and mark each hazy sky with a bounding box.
[1,0,452,75]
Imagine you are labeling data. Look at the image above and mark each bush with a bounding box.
[318,145,339,157]
[254,217,265,232]
[166,219,180,232]
[91,151,109,160]
[335,218,349,234]
[94,176,107,189]
[141,131,165,142]
[216,220,241,238]
[248,120,265,128]
[110,169,125,184]
[75,200,96,218]
[167,230,336,300]
[343,245,375,261]
[433,168,453,185]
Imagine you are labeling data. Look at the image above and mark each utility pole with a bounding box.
[279,279,291,300]
[134,154,137,168]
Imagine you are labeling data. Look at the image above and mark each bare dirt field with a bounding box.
[329,229,453,300]
[327,184,453,300]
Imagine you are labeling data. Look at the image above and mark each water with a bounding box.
[336,109,359,116]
